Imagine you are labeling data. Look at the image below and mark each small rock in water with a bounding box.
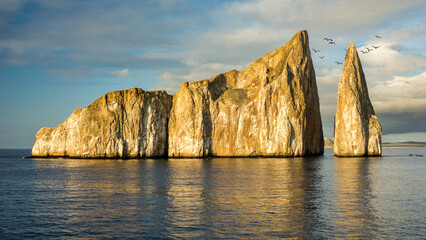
[408,154,424,157]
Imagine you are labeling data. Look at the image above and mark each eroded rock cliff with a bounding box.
[168,30,324,157]
[32,88,172,158]
[334,42,382,156]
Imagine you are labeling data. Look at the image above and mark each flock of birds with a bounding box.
[311,35,382,65]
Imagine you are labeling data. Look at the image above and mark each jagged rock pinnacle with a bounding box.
[168,30,324,157]
[334,42,382,156]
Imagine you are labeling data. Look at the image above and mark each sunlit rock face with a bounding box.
[32,30,325,159]
[32,88,172,158]
[168,30,324,157]
[334,42,382,157]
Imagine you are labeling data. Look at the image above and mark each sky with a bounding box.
[0,0,425,148]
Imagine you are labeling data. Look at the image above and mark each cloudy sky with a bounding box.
[0,0,425,148]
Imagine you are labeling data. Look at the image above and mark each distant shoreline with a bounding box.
[382,144,426,148]
[324,139,426,149]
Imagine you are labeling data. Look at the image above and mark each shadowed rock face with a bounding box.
[168,30,324,157]
[32,88,172,158]
[334,42,382,157]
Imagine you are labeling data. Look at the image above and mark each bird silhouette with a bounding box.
[361,50,367,54]
[319,56,325,59]
[324,38,333,42]
[372,45,380,49]
[328,41,335,45]
[375,35,381,39]
[335,61,342,65]
[366,47,372,52]
[312,48,320,53]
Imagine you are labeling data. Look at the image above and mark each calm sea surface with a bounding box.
[1,148,425,239]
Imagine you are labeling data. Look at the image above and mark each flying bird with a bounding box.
[361,50,367,54]
[319,56,325,59]
[312,48,320,53]
[335,61,342,65]
[328,41,335,45]
[366,47,372,52]
[375,35,381,39]
[372,45,380,49]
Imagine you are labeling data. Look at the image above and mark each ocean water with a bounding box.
[1,148,425,239]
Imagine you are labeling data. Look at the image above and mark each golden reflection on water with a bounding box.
[32,156,381,238]
[165,159,205,238]
[33,159,155,234]
[164,157,325,238]
[63,159,145,194]
[333,156,379,238]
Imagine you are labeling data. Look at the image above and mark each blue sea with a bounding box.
[1,148,425,239]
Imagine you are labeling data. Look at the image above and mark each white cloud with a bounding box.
[231,0,424,31]
[200,26,292,49]
[360,42,426,76]
[370,71,426,113]
[157,60,246,94]
[382,25,426,43]
[316,67,341,87]
[112,68,131,77]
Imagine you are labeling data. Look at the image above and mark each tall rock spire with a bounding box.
[334,42,382,156]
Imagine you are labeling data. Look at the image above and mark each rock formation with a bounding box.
[168,30,324,157]
[324,138,334,149]
[32,30,325,159]
[32,88,172,158]
[334,42,382,156]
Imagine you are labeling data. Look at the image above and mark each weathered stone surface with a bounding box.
[32,88,172,158]
[334,42,382,156]
[168,30,324,157]
[324,138,334,149]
